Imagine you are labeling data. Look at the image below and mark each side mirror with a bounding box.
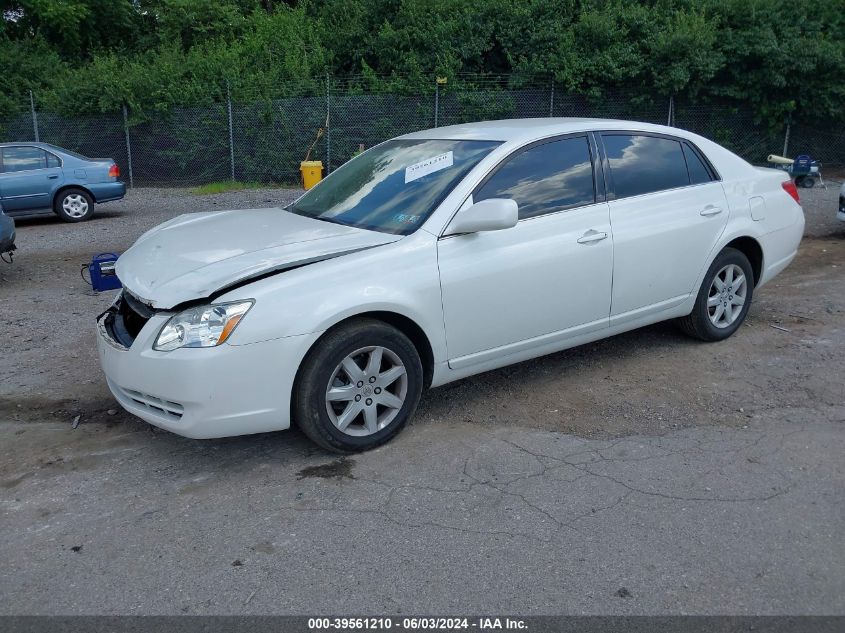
[444,198,518,236]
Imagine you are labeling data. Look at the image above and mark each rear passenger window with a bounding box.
[682,143,712,185]
[46,152,61,168]
[603,134,689,199]
[2,146,47,173]
[475,136,595,220]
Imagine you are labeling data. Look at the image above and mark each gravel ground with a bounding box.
[1,182,842,423]
[1,182,844,615]
[0,187,301,409]
[800,178,845,237]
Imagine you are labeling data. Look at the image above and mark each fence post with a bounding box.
[434,77,448,127]
[667,94,674,127]
[325,74,331,174]
[549,80,555,117]
[226,80,235,181]
[29,90,39,142]
[434,80,440,128]
[122,104,134,189]
[782,115,791,157]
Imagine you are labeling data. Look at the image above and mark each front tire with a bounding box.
[292,318,424,453]
[54,188,94,222]
[678,247,754,342]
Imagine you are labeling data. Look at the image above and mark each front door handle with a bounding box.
[577,230,609,244]
[700,205,723,217]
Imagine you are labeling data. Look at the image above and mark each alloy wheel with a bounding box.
[707,263,747,328]
[325,346,408,436]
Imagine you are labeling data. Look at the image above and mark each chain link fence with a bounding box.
[1,76,842,188]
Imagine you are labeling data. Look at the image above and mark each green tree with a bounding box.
[703,0,845,123]
[1,0,141,56]
[0,0,842,129]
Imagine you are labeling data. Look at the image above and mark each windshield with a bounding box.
[288,139,501,235]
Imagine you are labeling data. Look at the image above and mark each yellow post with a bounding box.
[300,160,323,190]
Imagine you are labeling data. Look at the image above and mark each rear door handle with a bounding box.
[700,205,723,217]
[577,230,609,244]
[48,175,59,179]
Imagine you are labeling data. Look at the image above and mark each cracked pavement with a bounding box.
[1,411,843,614]
[1,186,844,614]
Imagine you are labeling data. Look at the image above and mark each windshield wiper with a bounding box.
[287,204,364,230]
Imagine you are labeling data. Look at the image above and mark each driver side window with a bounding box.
[475,136,596,220]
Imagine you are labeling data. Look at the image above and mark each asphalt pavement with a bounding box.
[1,183,843,615]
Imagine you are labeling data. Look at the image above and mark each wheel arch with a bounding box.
[52,184,96,207]
[300,311,436,389]
[723,236,763,286]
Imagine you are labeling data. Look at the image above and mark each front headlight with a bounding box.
[154,300,254,351]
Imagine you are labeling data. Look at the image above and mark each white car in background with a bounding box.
[97,119,804,452]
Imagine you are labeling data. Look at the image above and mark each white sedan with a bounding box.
[97,119,804,452]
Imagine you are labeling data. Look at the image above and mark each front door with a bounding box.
[437,134,613,369]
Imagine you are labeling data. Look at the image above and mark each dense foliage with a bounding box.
[1,0,843,126]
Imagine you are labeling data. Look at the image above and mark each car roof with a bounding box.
[0,142,98,162]
[0,141,71,154]
[0,141,74,152]
[399,117,687,143]
[0,142,54,148]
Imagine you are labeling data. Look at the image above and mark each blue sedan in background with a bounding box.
[0,143,126,222]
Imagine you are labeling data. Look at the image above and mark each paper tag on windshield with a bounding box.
[405,151,453,183]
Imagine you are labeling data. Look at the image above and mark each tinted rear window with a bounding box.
[475,136,595,219]
[603,134,690,199]
[682,143,712,185]
[43,144,89,161]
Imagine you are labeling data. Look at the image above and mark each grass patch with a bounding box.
[190,180,266,195]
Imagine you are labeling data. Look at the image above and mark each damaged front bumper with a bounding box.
[96,297,321,439]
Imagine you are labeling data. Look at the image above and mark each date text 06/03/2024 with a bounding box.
[307,617,528,630]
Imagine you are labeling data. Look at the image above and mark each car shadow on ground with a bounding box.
[10,210,125,227]
[2,318,699,486]
[46,320,699,455]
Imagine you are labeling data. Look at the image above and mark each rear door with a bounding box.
[600,132,729,319]
[0,146,63,211]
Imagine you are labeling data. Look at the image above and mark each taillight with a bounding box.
[108,163,120,178]
[781,180,800,204]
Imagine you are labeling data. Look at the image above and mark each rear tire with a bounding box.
[678,247,754,342]
[292,318,424,453]
[54,188,94,222]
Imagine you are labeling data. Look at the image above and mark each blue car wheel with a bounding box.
[54,188,94,222]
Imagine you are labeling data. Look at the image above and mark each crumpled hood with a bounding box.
[116,208,401,309]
